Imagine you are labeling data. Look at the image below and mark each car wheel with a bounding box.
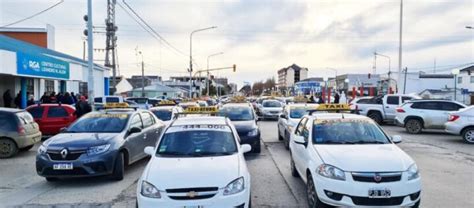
[462,128,474,144]
[0,138,18,158]
[405,119,423,134]
[411,199,420,208]
[278,127,283,141]
[284,131,290,150]
[290,156,299,178]
[252,142,261,154]
[307,173,329,208]
[21,144,34,151]
[368,112,383,124]
[111,152,124,181]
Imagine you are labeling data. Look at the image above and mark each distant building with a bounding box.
[129,82,184,98]
[454,65,474,104]
[335,74,381,95]
[277,64,308,89]
[215,77,228,87]
[127,75,162,89]
[295,77,324,95]
[162,76,207,98]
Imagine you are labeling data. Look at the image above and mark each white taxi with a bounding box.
[277,103,319,149]
[137,116,252,208]
[289,105,421,207]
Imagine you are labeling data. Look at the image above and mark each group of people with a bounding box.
[307,92,342,104]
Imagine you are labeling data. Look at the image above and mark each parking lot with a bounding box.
[0,120,473,208]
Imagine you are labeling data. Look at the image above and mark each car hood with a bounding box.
[232,120,257,132]
[145,154,240,189]
[314,144,414,172]
[45,133,119,149]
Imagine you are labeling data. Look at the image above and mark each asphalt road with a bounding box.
[0,120,473,208]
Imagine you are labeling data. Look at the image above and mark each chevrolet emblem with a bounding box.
[186,191,198,198]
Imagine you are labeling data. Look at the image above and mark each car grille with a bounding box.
[166,187,218,200]
[351,172,402,183]
[47,150,85,161]
[270,111,279,114]
[350,195,405,206]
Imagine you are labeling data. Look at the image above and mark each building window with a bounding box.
[458,77,462,84]
[79,82,88,96]
[25,78,34,95]
[45,80,54,93]
[470,76,474,83]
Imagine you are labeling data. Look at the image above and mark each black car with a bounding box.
[36,108,165,181]
[219,103,261,153]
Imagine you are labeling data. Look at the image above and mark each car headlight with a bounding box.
[407,163,419,180]
[141,180,161,198]
[87,144,111,156]
[317,164,346,181]
[247,129,259,137]
[37,145,47,155]
[223,177,245,195]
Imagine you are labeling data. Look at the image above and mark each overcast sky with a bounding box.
[1,0,473,88]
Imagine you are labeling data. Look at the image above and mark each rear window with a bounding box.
[263,100,282,107]
[152,110,173,121]
[105,97,120,103]
[0,112,17,131]
[47,107,68,118]
[16,112,35,124]
[27,107,44,119]
[94,97,103,103]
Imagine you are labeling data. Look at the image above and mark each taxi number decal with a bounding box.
[182,125,225,129]
[85,114,128,118]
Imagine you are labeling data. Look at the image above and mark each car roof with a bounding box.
[287,103,318,107]
[222,103,251,107]
[0,107,23,113]
[101,108,138,114]
[308,113,369,120]
[149,106,175,110]
[262,99,279,102]
[27,104,75,108]
[172,116,227,126]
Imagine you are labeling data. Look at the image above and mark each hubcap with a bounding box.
[307,178,316,207]
[408,121,420,132]
[465,130,474,142]
[0,142,12,155]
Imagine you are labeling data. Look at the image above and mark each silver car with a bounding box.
[445,106,474,144]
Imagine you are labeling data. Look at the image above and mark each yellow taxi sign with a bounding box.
[182,106,219,114]
[316,104,351,111]
[157,100,176,106]
[103,102,129,109]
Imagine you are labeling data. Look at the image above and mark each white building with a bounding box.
[277,64,308,88]
[454,65,474,104]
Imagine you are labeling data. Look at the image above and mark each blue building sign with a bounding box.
[295,81,321,94]
[17,52,70,80]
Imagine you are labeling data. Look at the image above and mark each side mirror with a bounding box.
[392,135,402,144]
[144,146,155,156]
[241,144,252,153]
[293,135,307,145]
[60,127,67,133]
[279,114,287,119]
[129,127,142,134]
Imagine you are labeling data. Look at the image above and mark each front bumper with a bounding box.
[238,133,260,148]
[261,112,281,119]
[313,172,421,207]
[444,122,462,135]
[36,149,118,178]
[137,185,250,208]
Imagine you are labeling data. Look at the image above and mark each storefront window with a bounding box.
[26,78,34,95]
[79,82,88,96]
[45,80,54,93]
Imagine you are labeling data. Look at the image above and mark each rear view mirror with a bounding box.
[279,114,287,119]
[144,146,155,156]
[392,135,402,144]
[241,144,252,153]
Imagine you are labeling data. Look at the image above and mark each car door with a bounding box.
[298,118,313,175]
[384,96,400,120]
[278,107,288,136]
[416,101,443,128]
[44,106,70,135]
[292,117,308,174]
[140,112,160,148]
[125,113,145,163]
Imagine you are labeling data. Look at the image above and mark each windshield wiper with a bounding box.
[190,152,234,157]
[351,140,386,144]
[158,151,187,156]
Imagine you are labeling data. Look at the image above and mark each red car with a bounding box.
[26,104,76,136]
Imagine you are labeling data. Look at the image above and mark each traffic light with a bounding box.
[233,64,236,72]
[83,15,89,36]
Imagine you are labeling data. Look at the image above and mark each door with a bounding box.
[125,114,145,163]
[140,112,160,148]
[26,106,45,133]
[292,117,308,175]
[43,106,70,135]
[436,102,464,127]
[384,96,400,120]
[278,107,288,136]
[414,102,444,128]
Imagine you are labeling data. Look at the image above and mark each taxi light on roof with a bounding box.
[229,96,246,103]
[157,100,176,106]
[316,104,351,111]
[182,106,219,114]
[103,102,129,109]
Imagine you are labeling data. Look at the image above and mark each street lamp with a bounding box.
[207,52,224,96]
[189,26,217,98]
[135,49,145,97]
[374,52,391,93]
[452,69,460,101]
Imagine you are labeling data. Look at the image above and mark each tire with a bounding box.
[21,144,34,151]
[278,127,284,141]
[368,112,383,124]
[462,128,474,144]
[248,193,252,208]
[284,131,290,150]
[252,142,261,154]
[45,177,58,182]
[411,199,420,208]
[290,156,299,177]
[0,138,18,158]
[111,152,124,181]
[307,173,329,208]
[405,119,423,134]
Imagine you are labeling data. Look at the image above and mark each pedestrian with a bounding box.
[50,92,57,103]
[56,92,63,104]
[27,94,35,106]
[40,92,51,103]
[61,92,74,105]
[308,95,316,103]
[14,91,22,108]
[334,92,340,104]
[3,89,12,107]
[71,92,78,104]
[318,94,325,104]
[74,96,92,118]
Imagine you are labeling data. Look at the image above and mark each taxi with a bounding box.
[149,101,183,126]
[289,104,421,208]
[36,106,165,181]
[277,103,319,149]
[137,109,252,208]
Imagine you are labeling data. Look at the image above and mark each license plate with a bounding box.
[368,188,391,198]
[53,163,73,170]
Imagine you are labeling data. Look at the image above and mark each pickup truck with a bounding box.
[352,94,420,124]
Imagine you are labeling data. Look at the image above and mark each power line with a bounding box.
[0,0,64,28]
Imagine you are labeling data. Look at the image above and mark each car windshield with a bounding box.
[157,125,237,157]
[312,119,390,144]
[219,106,254,121]
[263,100,282,108]
[290,108,309,119]
[66,113,129,133]
[152,110,173,121]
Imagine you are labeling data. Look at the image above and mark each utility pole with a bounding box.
[136,50,145,97]
[207,52,224,96]
[403,67,408,94]
[397,0,404,93]
[105,0,117,95]
[189,26,217,98]
[86,0,95,107]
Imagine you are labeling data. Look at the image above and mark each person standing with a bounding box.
[318,94,325,104]
[74,96,92,118]
[40,92,51,103]
[334,92,340,104]
[71,92,78,104]
[61,92,74,105]
[3,89,12,107]
[14,91,22,108]
[27,94,35,106]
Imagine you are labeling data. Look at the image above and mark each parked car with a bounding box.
[36,108,166,181]
[0,108,42,158]
[445,106,474,144]
[149,106,182,126]
[395,100,466,134]
[277,103,319,149]
[258,99,284,120]
[125,97,153,109]
[355,94,420,124]
[26,104,76,136]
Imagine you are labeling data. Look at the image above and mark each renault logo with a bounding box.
[186,191,198,198]
[60,149,68,159]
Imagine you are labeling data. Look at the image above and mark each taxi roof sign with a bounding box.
[103,102,130,109]
[308,104,354,115]
[157,100,176,106]
[181,106,219,115]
